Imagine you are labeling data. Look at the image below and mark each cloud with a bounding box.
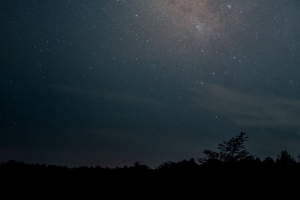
[51,84,300,129]
[50,85,162,107]
[191,84,300,129]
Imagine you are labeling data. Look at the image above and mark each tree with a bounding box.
[262,156,275,166]
[132,162,151,170]
[157,161,175,170]
[198,149,220,164]
[276,150,297,166]
[198,132,250,164]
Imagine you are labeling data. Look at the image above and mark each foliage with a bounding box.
[198,132,250,164]
[276,150,297,166]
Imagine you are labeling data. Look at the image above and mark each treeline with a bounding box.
[1,132,300,197]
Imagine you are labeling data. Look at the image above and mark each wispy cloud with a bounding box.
[191,84,300,129]
[51,84,300,129]
[50,85,163,107]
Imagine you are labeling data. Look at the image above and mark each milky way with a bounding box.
[158,0,223,41]
[154,1,258,45]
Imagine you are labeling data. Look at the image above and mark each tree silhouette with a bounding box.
[262,156,275,166]
[276,150,297,166]
[1,132,300,198]
[198,132,250,164]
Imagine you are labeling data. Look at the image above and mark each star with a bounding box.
[196,24,202,31]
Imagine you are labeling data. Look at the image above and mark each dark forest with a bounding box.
[2,132,299,198]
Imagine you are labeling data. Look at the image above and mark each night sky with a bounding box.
[1,0,300,168]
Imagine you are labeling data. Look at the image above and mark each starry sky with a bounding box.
[1,0,300,168]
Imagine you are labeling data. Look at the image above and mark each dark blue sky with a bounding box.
[1,0,300,168]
